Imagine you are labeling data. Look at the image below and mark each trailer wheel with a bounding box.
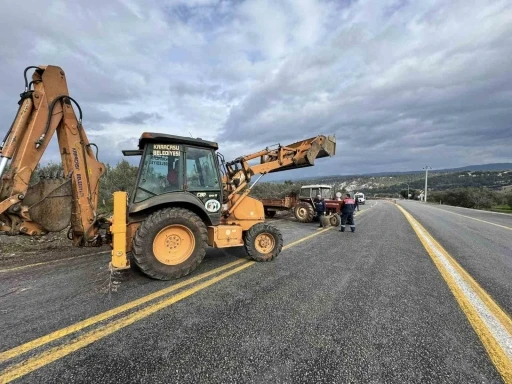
[329,214,341,227]
[132,207,207,280]
[264,209,276,218]
[294,202,314,223]
[244,223,283,262]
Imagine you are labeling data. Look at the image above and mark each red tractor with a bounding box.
[292,184,341,226]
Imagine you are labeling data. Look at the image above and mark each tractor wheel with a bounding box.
[131,207,207,280]
[244,223,283,262]
[294,202,314,223]
[264,209,277,218]
[329,214,341,227]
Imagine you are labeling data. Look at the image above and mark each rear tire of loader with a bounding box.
[244,223,283,262]
[294,202,314,223]
[131,207,207,280]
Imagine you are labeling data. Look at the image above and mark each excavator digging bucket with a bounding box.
[269,135,336,173]
[23,177,73,232]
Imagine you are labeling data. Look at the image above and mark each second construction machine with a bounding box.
[0,65,336,280]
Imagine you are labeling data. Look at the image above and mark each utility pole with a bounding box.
[401,182,410,199]
[423,166,432,203]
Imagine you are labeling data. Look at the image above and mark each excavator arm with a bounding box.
[220,135,336,218]
[0,65,105,245]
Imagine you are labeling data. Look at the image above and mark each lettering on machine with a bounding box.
[72,148,80,170]
[153,150,180,156]
[153,144,180,156]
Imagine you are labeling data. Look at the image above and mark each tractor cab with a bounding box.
[122,132,224,222]
[293,184,342,225]
[299,184,332,200]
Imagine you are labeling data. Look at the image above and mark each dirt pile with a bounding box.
[0,228,71,257]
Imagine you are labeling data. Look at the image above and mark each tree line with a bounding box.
[29,161,512,213]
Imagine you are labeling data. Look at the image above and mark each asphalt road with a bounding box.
[0,201,510,383]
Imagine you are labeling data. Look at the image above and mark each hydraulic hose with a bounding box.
[38,95,84,148]
[23,66,40,91]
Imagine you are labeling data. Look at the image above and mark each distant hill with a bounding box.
[273,163,512,181]
[256,163,512,199]
[433,163,512,172]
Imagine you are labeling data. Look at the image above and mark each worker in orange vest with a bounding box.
[339,193,356,232]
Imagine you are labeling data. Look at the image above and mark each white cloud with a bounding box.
[0,0,511,179]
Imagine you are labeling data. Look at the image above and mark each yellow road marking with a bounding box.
[396,205,512,382]
[0,261,255,383]
[428,206,512,231]
[1,216,354,379]
[0,251,109,273]
[0,258,248,364]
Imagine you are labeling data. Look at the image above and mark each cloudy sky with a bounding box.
[1,0,511,180]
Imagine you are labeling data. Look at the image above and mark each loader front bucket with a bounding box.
[268,135,336,173]
[303,135,336,164]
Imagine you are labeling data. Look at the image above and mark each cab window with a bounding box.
[133,143,184,202]
[320,189,331,199]
[185,147,220,190]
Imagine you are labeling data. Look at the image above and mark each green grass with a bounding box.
[489,205,512,214]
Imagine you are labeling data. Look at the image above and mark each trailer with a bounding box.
[260,194,298,218]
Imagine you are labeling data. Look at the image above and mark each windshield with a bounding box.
[134,143,184,202]
[303,187,331,199]
[133,143,220,203]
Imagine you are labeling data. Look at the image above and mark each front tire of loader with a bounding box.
[244,223,283,262]
[131,207,207,280]
[294,202,314,223]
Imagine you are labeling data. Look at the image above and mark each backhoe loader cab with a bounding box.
[118,133,231,280]
[125,133,223,219]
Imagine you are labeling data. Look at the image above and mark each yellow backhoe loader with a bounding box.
[0,65,336,280]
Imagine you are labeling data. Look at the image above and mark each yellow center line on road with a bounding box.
[0,216,356,382]
[396,205,512,382]
[0,251,110,273]
[0,262,256,383]
[0,258,248,364]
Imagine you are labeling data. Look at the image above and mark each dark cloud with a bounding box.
[216,1,512,176]
[118,112,164,125]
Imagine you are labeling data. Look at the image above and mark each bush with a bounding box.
[98,160,138,212]
[429,187,501,209]
[30,160,138,213]
[506,192,512,209]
